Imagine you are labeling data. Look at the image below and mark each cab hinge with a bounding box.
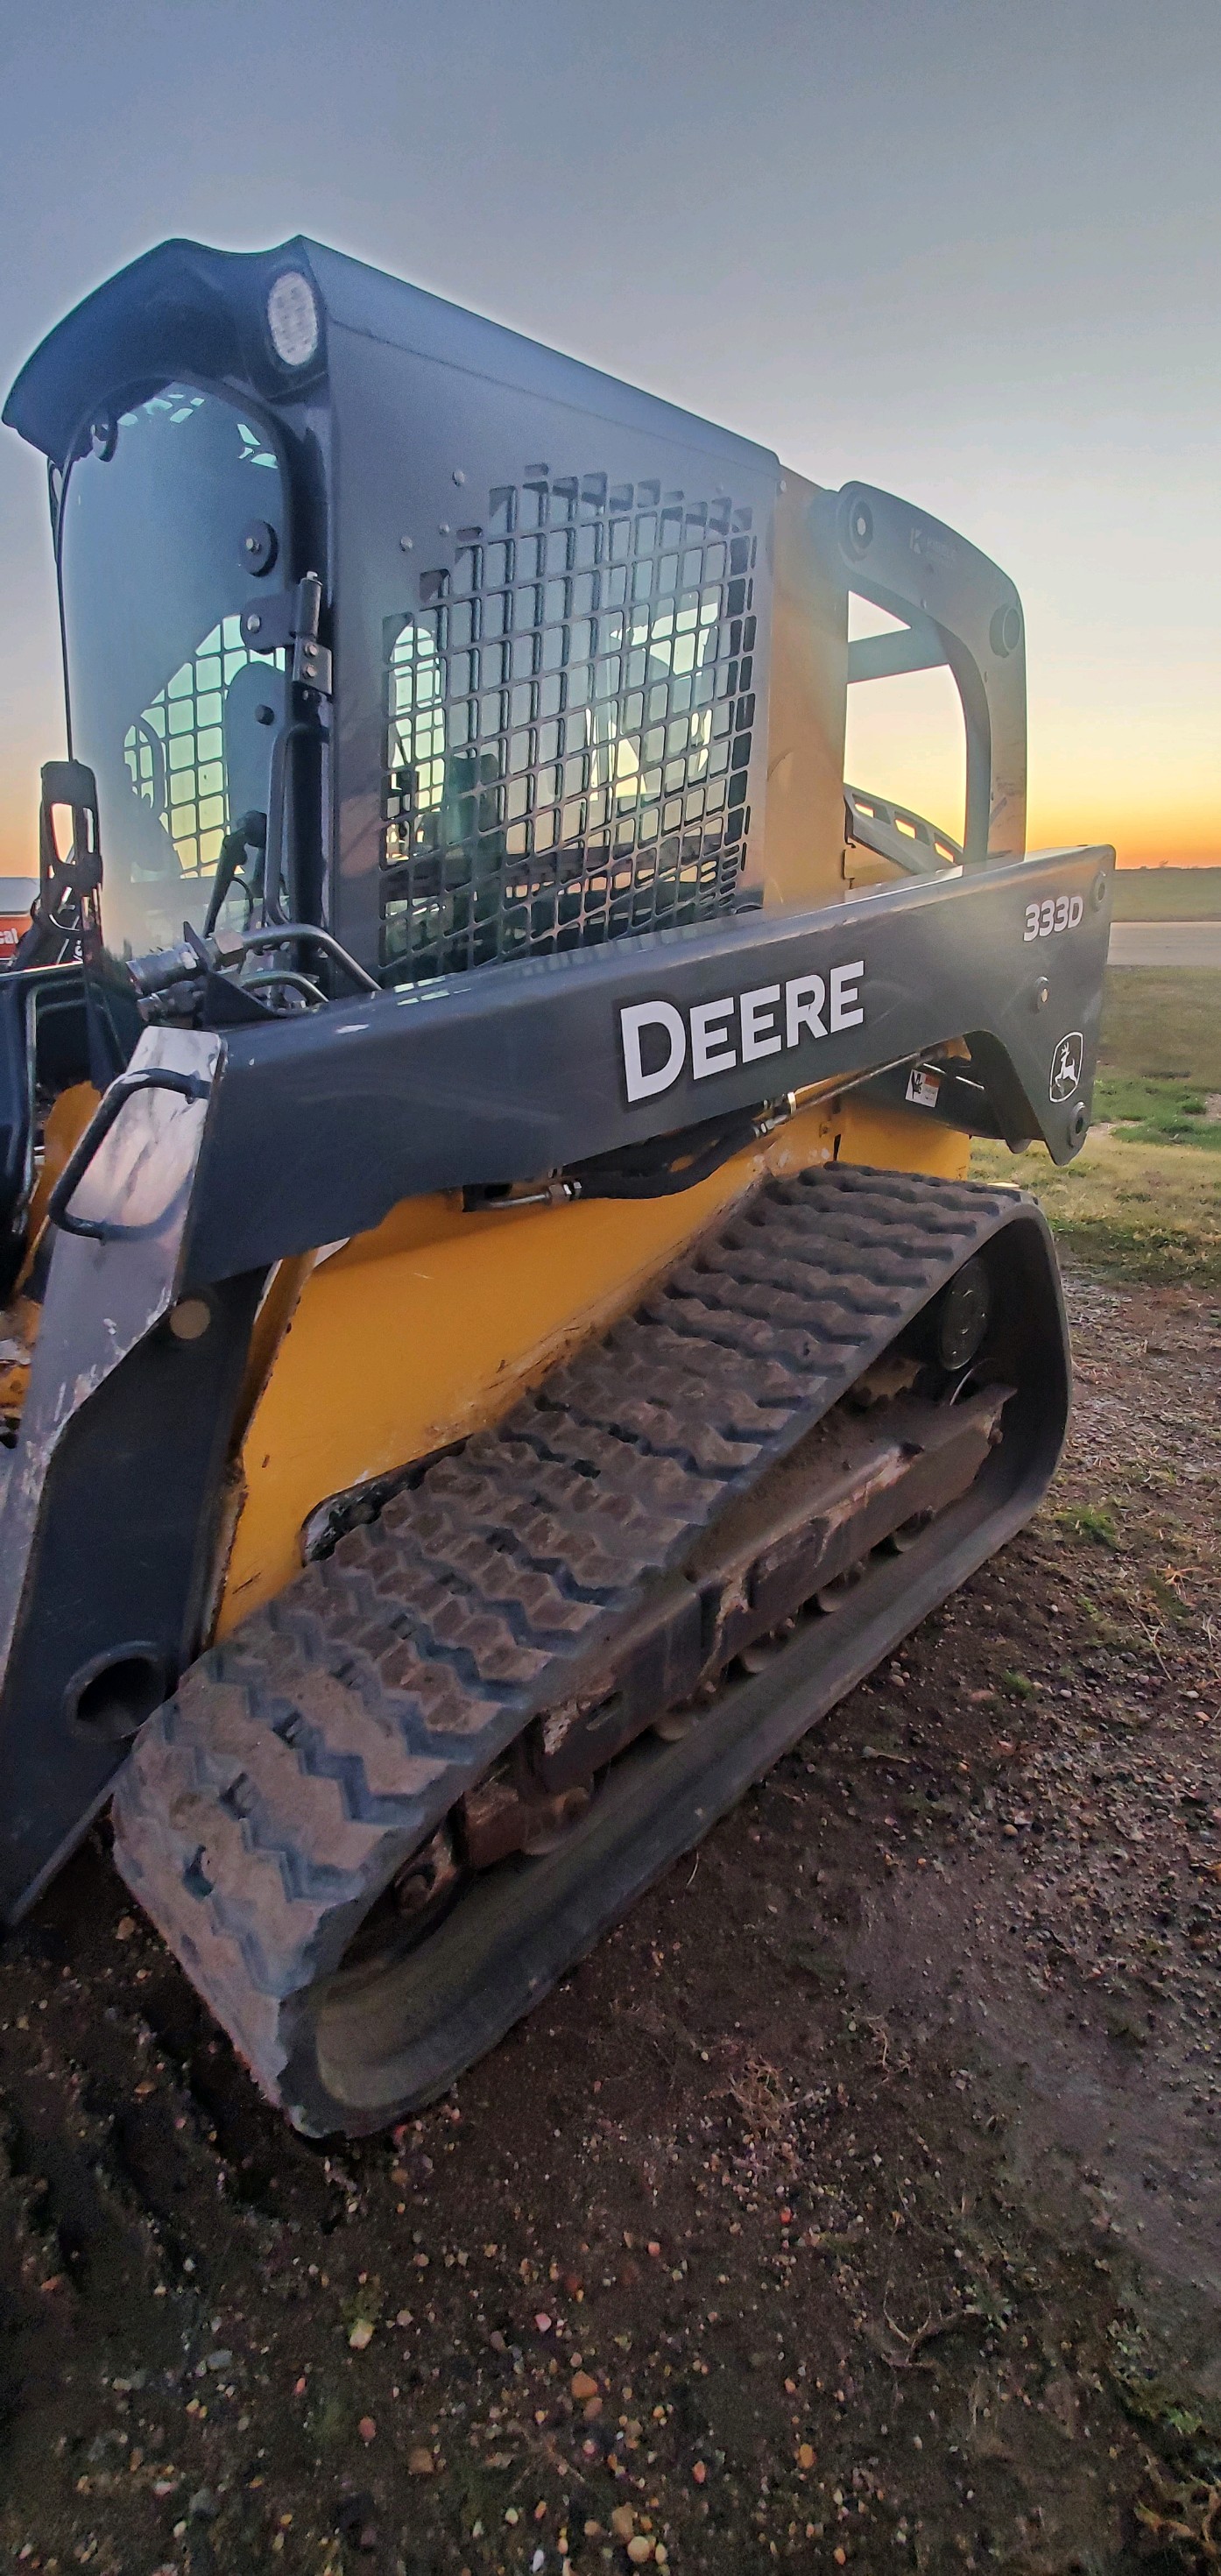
[240,572,332,700]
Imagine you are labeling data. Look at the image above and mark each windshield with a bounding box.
[59,384,287,955]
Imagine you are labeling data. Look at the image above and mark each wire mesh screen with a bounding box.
[381,472,758,981]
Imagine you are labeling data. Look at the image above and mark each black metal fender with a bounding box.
[179,843,1113,1288]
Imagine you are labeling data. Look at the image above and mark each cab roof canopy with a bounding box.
[3,235,775,479]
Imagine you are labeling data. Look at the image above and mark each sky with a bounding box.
[0,0,1217,878]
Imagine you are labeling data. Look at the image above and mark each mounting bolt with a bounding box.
[168,1297,212,1343]
[1032,977,1049,1011]
[1091,871,1109,908]
[240,518,278,576]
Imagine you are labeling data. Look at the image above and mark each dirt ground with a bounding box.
[1,1267,1218,2576]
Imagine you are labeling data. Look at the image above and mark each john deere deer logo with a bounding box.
[1049,1032,1084,1103]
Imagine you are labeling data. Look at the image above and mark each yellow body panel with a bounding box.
[1,1086,102,1422]
[759,469,850,914]
[836,1100,971,1182]
[220,1102,843,1633]
[216,1093,967,1636]
[16,1082,99,1291]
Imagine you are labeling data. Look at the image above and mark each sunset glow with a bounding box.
[1,0,1217,883]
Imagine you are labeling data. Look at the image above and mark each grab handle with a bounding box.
[46,1066,211,1240]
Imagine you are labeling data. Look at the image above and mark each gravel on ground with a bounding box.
[1,1269,1217,2576]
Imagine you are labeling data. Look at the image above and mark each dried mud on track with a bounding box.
[1,1273,1218,2576]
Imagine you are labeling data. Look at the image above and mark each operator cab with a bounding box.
[4,236,782,992]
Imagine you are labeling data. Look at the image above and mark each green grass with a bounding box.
[972,1127,1221,1287]
[1113,1117,1221,1151]
[1093,1069,1221,1150]
[1097,970,1221,1090]
[973,964,1221,1281]
[1093,1073,1206,1123]
[1112,866,1221,921]
[1055,1504,1119,1548]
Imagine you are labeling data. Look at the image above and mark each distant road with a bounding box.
[1108,921,1221,969]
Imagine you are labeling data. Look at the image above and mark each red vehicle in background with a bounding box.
[0,880,36,964]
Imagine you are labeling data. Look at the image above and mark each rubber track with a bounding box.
[113,1165,1020,2124]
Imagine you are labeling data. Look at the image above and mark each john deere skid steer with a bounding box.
[0,238,1112,2133]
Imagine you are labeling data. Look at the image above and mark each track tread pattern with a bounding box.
[114,1165,1018,2127]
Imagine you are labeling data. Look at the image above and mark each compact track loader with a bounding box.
[0,238,1112,2132]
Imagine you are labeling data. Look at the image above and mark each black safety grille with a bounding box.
[380,472,758,981]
